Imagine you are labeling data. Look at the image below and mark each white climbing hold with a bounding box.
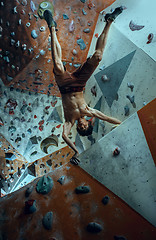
[26,22,31,27]
[40,26,46,32]
[101,74,109,82]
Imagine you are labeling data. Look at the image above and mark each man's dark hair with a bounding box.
[76,121,93,136]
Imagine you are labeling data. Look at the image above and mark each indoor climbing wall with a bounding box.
[0,0,115,96]
[0,0,156,239]
[80,99,156,227]
[0,163,156,240]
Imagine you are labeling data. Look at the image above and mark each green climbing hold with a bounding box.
[36,175,53,194]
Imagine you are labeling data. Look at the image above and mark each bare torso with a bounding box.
[61,91,92,125]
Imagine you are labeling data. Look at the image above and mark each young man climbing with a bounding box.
[38,2,122,165]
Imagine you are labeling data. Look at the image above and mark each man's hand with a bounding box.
[70,152,80,165]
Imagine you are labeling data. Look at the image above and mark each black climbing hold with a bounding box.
[25,199,37,214]
[42,212,53,230]
[86,222,103,233]
[75,186,90,194]
[114,236,127,240]
[25,186,34,197]
[126,95,134,103]
[124,106,129,116]
[57,176,65,185]
[102,195,110,205]
[36,175,53,194]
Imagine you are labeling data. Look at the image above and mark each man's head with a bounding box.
[77,117,93,136]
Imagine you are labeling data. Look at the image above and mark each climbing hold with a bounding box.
[25,199,37,214]
[40,26,46,32]
[26,22,31,28]
[40,50,45,55]
[113,147,120,156]
[91,85,97,97]
[75,186,90,194]
[40,135,58,154]
[8,126,16,133]
[15,41,20,48]
[77,38,86,50]
[129,21,144,31]
[86,222,103,233]
[31,151,37,156]
[72,49,77,55]
[18,19,22,25]
[13,6,17,14]
[30,0,36,12]
[95,33,99,38]
[88,3,95,9]
[80,0,86,3]
[83,28,90,33]
[10,32,15,36]
[10,39,15,46]
[57,176,65,185]
[0,117,4,126]
[31,30,38,39]
[101,74,109,82]
[127,82,134,91]
[21,0,27,6]
[124,106,129,116]
[69,20,75,32]
[126,95,134,104]
[102,195,110,205]
[22,44,27,51]
[36,175,54,194]
[63,14,69,20]
[82,8,87,15]
[5,153,16,161]
[146,33,156,44]
[74,63,81,68]
[25,186,34,197]
[42,212,53,230]
[114,236,127,240]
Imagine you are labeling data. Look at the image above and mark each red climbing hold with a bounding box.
[45,106,50,110]
[95,33,98,38]
[34,115,37,119]
[6,99,17,110]
[56,124,61,129]
[39,120,44,126]
[51,100,57,107]
[76,35,81,40]
[39,125,43,131]
[9,110,15,115]
[147,33,154,44]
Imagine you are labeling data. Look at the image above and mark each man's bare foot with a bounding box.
[70,152,80,165]
[105,7,123,22]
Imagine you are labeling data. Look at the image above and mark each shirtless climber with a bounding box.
[38,2,122,164]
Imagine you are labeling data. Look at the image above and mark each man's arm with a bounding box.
[88,107,121,124]
[62,122,80,164]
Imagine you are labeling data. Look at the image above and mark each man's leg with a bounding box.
[41,8,65,75]
[91,20,113,63]
[49,26,64,74]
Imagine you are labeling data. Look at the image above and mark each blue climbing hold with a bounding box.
[75,186,90,194]
[87,222,103,233]
[77,38,86,50]
[36,175,54,194]
[63,14,69,20]
[42,212,53,230]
